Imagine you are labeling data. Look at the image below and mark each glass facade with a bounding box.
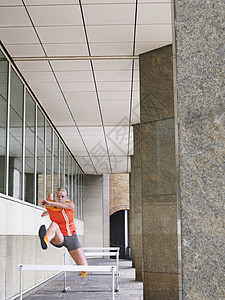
[0,44,84,220]
[0,50,8,194]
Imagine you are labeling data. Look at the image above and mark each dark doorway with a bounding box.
[110,210,130,259]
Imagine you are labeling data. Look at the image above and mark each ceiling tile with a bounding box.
[78,127,104,136]
[75,156,95,174]
[55,70,93,82]
[98,91,130,100]
[105,126,130,153]
[100,100,129,109]
[87,25,133,43]
[0,27,39,44]
[92,59,133,71]
[50,60,91,71]
[100,100,129,108]
[97,81,131,91]
[102,107,130,125]
[24,0,77,4]
[137,3,172,24]
[60,81,95,92]
[0,7,31,26]
[36,26,86,43]
[51,114,75,126]
[56,126,80,137]
[82,0,135,3]
[136,24,172,42]
[67,100,98,108]
[35,92,64,101]
[21,71,56,83]
[110,156,128,173]
[139,0,171,3]
[0,0,23,5]
[63,91,97,101]
[27,5,82,26]
[83,4,135,25]
[131,99,140,124]
[92,157,110,174]
[72,107,102,126]
[29,82,60,93]
[95,70,132,82]
[4,44,45,57]
[43,43,89,56]
[15,61,51,72]
[90,42,133,56]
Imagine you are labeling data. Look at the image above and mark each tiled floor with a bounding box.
[18,258,143,300]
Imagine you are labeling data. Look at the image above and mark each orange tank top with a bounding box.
[45,200,76,236]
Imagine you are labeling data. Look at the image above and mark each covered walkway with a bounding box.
[17,258,143,300]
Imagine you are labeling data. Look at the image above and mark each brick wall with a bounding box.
[109,173,130,215]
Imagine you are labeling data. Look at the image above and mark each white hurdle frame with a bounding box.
[18,264,116,300]
[63,250,120,292]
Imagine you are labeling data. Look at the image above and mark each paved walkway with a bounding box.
[19,258,143,300]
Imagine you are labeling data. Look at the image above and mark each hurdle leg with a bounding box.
[114,251,119,292]
[63,253,67,293]
[112,267,115,300]
[19,265,23,300]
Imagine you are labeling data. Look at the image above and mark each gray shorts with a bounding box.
[50,232,82,252]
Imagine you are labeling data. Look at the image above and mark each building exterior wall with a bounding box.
[109,173,129,216]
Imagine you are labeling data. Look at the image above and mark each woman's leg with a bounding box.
[47,222,64,244]
[69,248,88,265]
[39,222,64,249]
[69,248,88,278]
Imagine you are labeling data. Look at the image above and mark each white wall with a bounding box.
[0,194,84,300]
[83,175,104,247]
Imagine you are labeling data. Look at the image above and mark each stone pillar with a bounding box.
[140,45,179,299]
[173,2,224,299]
[133,124,143,281]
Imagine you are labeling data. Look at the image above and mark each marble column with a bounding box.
[133,124,143,281]
[173,1,225,299]
[140,45,179,299]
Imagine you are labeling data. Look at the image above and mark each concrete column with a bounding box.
[140,45,178,299]
[173,2,224,299]
[133,124,143,281]
[103,174,110,247]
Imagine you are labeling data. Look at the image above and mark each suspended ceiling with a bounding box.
[0,0,172,175]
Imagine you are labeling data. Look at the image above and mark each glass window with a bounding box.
[80,173,84,220]
[53,132,59,191]
[37,107,45,205]
[59,141,64,187]
[24,91,35,204]
[46,121,52,197]
[73,162,78,219]
[65,150,68,193]
[8,68,23,199]
[68,154,72,200]
[0,50,8,194]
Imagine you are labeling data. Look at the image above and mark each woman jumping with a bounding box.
[38,187,88,278]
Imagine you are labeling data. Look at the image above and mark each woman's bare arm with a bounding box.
[41,211,49,217]
[41,199,75,210]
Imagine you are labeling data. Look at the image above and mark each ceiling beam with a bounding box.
[11,55,139,61]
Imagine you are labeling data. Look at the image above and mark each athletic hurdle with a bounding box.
[83,247,120,277]
[63,250,120,292]
[18,264,116,300]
